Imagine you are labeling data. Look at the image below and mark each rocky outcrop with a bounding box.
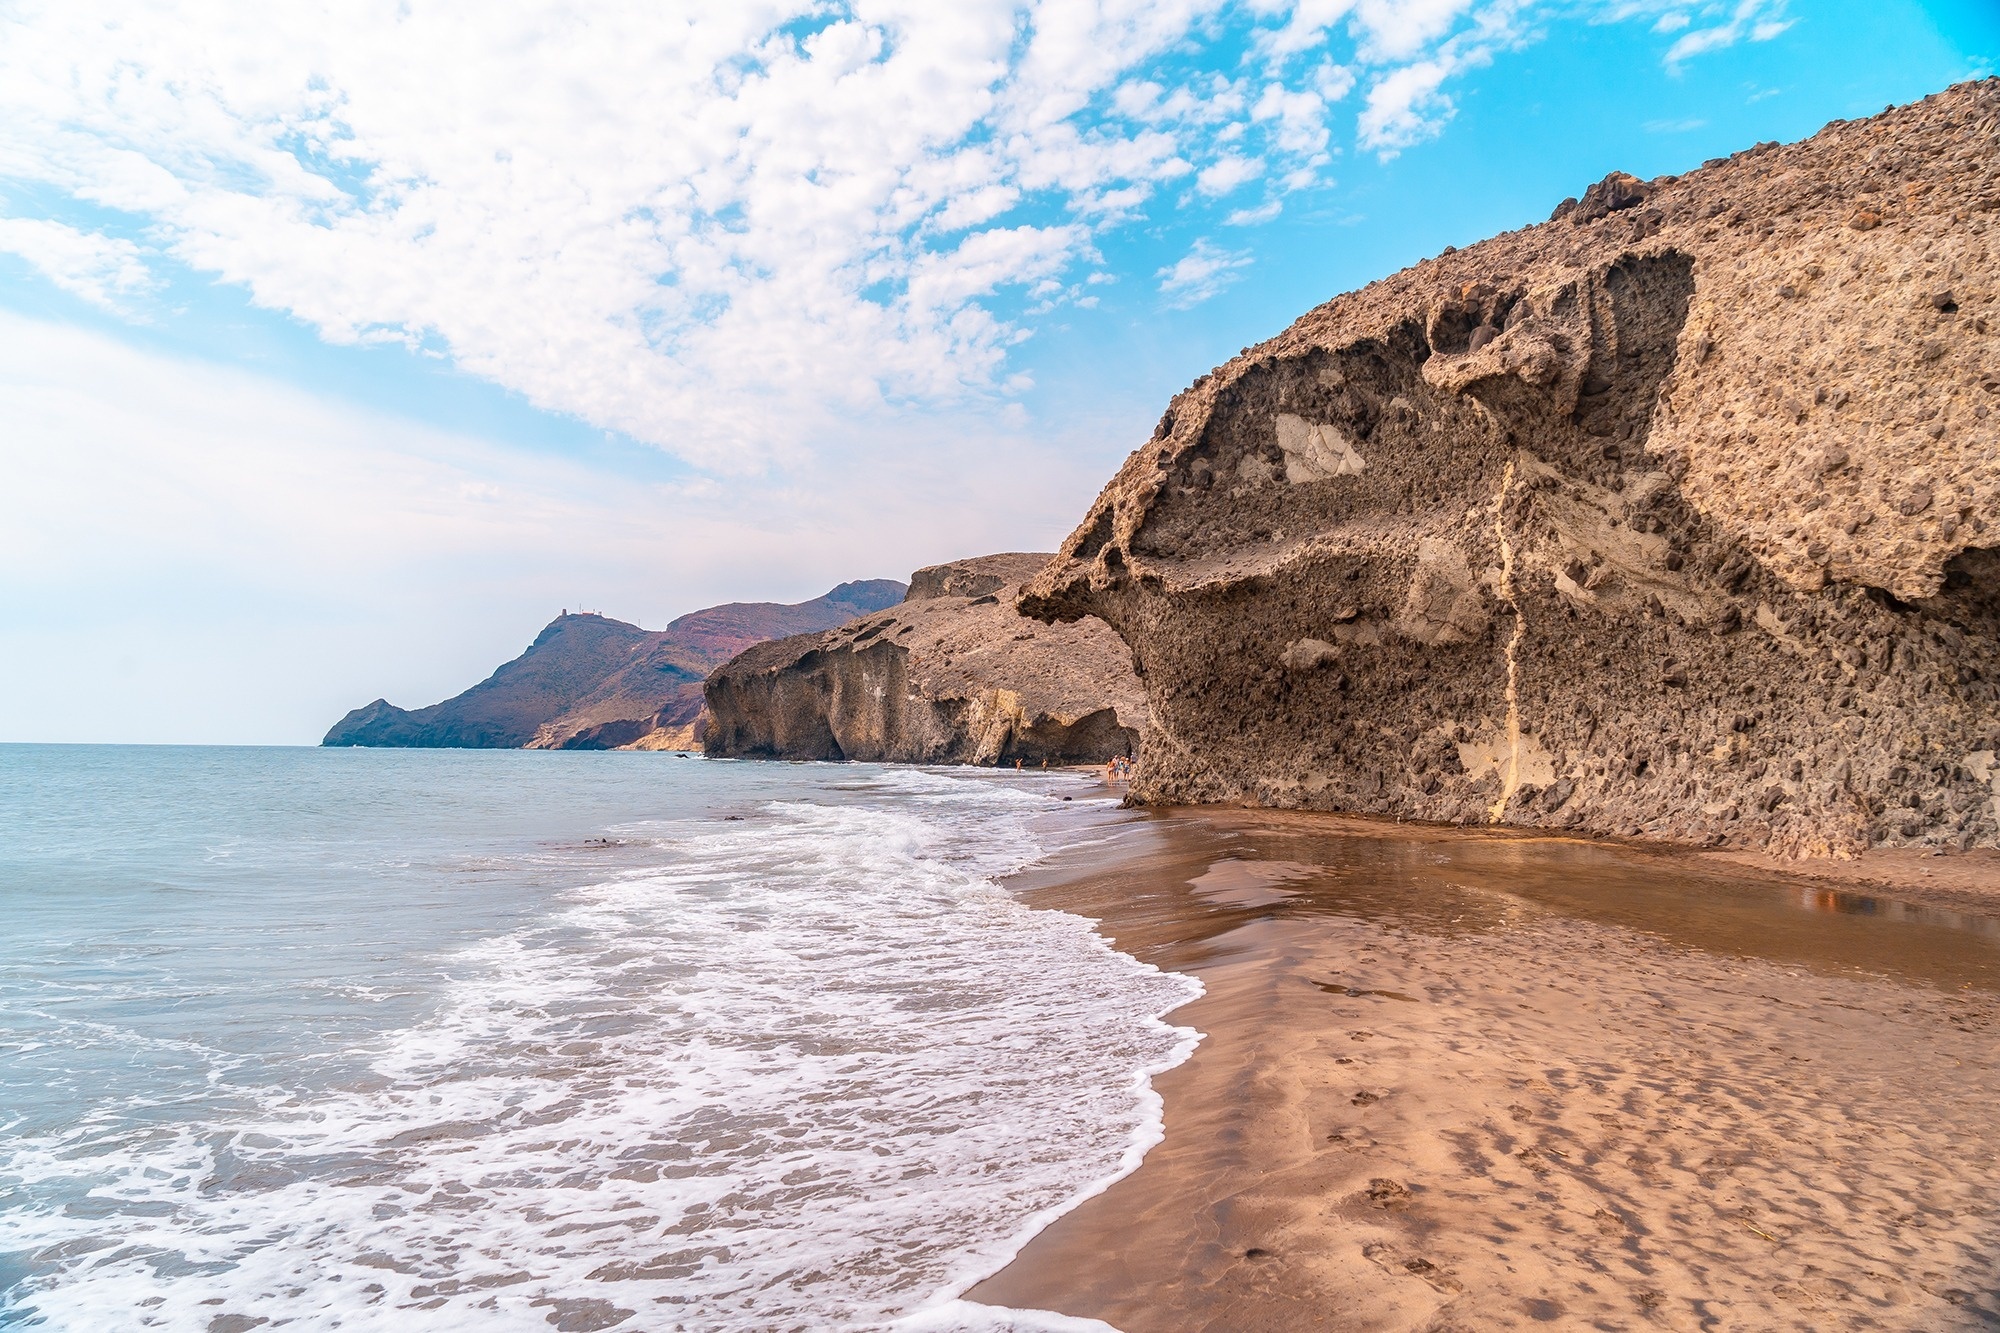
[1022,81,2000,857]
[323,581,905,749]
[704,554,1146,764]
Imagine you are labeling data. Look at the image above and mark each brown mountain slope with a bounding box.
[1022,80,2000,858]
[323,580,906,750]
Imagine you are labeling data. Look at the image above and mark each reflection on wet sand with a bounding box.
[1798,883,2000,937]
[977,808,2000,1332]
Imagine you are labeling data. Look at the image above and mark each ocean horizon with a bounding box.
[0,745,1198,1331]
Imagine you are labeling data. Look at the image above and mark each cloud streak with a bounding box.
[1665,0,1794,68]
[1157,238,1253,308]
[0,216,155,314]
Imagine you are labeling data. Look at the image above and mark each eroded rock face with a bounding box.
[704,554,1146,764]
[1022,82,2000,857]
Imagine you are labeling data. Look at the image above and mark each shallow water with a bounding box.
[0,746,1197,1331]
[1082,810,2000,992]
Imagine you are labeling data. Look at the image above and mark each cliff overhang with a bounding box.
[1022,81,2000,857]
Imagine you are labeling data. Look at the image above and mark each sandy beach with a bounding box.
[973,805,2000,1331]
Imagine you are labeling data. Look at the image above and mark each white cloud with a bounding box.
[1663,0,1792,68]
[1352,0,1481,62]
[1156,238,1251,307]
[1313,61,1360,102]
[1359,59,1457,154]
[1196,153,1267,196]
[1253,0,1485,68]
[1225,199,1285,225]
[0,216,154,314]
[1256,0,1359,59]
[1111,75,1250,127]
[1275,0,1533,159]
[1252,83,1334,156]
[930,184,1024,233]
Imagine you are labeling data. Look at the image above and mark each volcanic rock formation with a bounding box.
[1021,81,2000,857]
[704,554,1146,764]
[323,581,906,750]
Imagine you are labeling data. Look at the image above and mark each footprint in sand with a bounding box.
[1362,1244,1463,1294]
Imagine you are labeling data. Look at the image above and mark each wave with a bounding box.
[0,767,1199,1331]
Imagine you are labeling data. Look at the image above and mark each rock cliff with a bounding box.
[704,554,1146,764]
[323,580,905,749]
[1022,81,2000,857]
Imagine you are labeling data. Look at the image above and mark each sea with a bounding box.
[0,745,1200,1332]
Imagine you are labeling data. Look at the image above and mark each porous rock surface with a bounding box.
[1022,81,2000,857]
[704,554,1146,764]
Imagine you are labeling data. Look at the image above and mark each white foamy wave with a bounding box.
[0,769,1198,1331]
[891,1299,1120,1331]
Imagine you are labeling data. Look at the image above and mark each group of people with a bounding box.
[1000,754,1134,781]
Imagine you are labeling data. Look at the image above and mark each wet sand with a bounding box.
[973,807,2000,1331]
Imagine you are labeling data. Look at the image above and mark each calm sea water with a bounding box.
[0,746,1198,1332]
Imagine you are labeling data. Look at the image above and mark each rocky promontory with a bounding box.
[323,581,905,750]
[1022,81,2000,857]
[704,554,1146,764]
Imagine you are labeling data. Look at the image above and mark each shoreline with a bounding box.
[974,802,2000,1330]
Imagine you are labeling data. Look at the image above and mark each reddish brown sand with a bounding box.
[972,807,2000,1331]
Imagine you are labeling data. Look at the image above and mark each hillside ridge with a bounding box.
[323,580,905,750]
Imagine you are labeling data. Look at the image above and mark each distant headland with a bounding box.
[322,580,904,750]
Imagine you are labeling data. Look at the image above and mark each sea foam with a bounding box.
[0,762,1198,1331]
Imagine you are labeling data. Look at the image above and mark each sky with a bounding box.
[1,0,1995,744]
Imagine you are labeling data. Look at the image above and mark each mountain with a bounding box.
[323,580,906,750]
[1021,80,2000,858]
[704,555,1144,764]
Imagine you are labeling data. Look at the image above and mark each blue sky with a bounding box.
[1,0,1993,743]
